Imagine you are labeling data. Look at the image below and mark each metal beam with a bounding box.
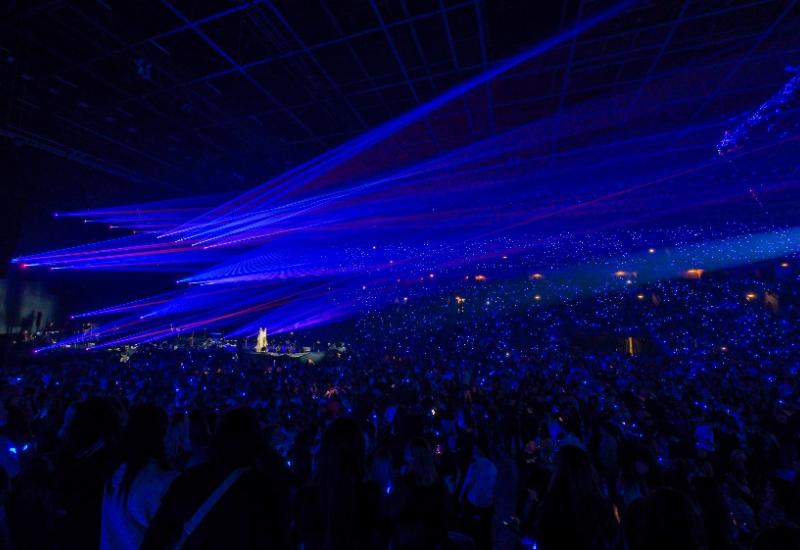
[160,0,323,144]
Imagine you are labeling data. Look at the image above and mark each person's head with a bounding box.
[318,418,365,485]
[548,444,602,501]
[540,444,619,549]
[118,403,168,496]
[626,488,705,550]
[210,406,263,467]
[473,438,490,460]
[404,437,437,486]
[61,397,120,457]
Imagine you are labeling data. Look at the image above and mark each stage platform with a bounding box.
[243,350,328,365]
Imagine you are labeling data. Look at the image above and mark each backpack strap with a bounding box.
[171,467,250,549]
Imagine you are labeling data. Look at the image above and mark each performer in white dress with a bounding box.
[255,327,268,352]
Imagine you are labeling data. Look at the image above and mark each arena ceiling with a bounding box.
[2,0,798,195]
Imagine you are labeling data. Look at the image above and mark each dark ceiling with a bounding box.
[2,0,556,192]
[1,0,799,266]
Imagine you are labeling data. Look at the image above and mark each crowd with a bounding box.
[0,262,799,549]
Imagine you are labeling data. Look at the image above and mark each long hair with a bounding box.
[117,403,168,498]
[547,444,603,504]
[63,397,121,457]
[209,406,263,467]
[539,444,619,550]
[636,488,706,550]
[405,437,438,487]
[317,418,366,550]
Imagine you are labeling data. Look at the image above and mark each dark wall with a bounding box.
[0,142,179,321]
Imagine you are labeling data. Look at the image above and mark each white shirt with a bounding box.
[101,460,177,550]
